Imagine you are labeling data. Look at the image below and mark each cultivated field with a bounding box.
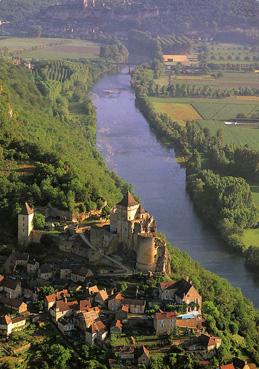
[206,42,259,65]
[149,96,259,149]
[0,37,100,60]
[158,72,259,89]
[150,98,202,125]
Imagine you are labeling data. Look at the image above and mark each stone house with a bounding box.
[154,312,176,336]
[115,304,129,321]
[78,308,100,330]
[95,289,109,306]
[39,264,53,281]
[70,266,94,283]
[176,316,204,332]
[135,346,150,366]
[14,253,29,269]
[123,299,146,314]
[199,334,222,352]
[50,300,78,322]
[110,320,123,335]
[0,296,27,314]
[108,292,124,312]
[0,314,26,336]
[0,278,22,298]
[59,262,72,280]
[57,317,75,335]
[45,289,70,310]
[116,346,135,362]
[159,279,202,313]
[85,319,108,345]
[27,259,39,275]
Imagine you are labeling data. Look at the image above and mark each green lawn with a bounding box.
[0,37,100,60]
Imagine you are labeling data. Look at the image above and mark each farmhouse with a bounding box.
[163,54,189,65]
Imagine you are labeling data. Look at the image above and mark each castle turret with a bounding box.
[18,203,34,246]
[110,191,140,238]
[136,234,157,272]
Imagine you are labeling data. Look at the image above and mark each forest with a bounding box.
[0,58,128,242]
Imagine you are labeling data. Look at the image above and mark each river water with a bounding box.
[91,71,259,308]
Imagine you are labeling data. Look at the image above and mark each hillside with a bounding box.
[0,59,126,241]
[1,0,257,42]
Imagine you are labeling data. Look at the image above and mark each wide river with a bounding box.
[91,70,259,308]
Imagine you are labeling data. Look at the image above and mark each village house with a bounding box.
[59,262,72,280]
[70,266,94,283]
[110,320,123,335]
[13,253,29,269]
[115,304,129,321]
[220,359,257,369]
[176,315,204,333]
[159,279,202,313]
[50,300,78,322]
[39,264,53,281]
[123,299,146,314]
[0,277,22,298]
[199,334,222,352]
[135,346,150,367]
[27,259,39,275]
[108,292,124,312]
[0,296,27,314]
[0,314,26,336]
[78,307,100,330]
[45,289,70,310]
[116,346,135,362]
[57,316,76,335]
[154,311,176,336]
[85,319,108,345]
[95,289,109,306]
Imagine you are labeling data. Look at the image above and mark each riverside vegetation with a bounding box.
[132,65,259,269]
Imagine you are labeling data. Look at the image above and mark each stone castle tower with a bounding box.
[110,192,158,272]
[18,203,34,246]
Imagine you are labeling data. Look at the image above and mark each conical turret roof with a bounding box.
[118,191,139,207]
[20,202,34,215]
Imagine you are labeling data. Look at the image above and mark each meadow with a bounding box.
[0,37,100,60]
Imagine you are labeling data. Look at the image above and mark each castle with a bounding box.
[17,203,34,246]
[91,192,171,274]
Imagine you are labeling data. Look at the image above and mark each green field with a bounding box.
[149,96,259,150]
[158,72,259,89]
[0,37,100,60]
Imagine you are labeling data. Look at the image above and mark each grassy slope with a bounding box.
[0,60,122,206]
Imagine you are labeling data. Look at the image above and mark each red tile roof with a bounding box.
[155,312,177,320]
[220,365,235,369]
[118,192,139,207]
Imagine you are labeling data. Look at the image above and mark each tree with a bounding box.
[33,212,46,230]
[47,344,71,369]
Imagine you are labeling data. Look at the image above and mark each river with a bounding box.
[91,70,259,308]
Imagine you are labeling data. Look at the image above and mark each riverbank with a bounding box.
[91,70,259,364]
[131,68,259,271]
